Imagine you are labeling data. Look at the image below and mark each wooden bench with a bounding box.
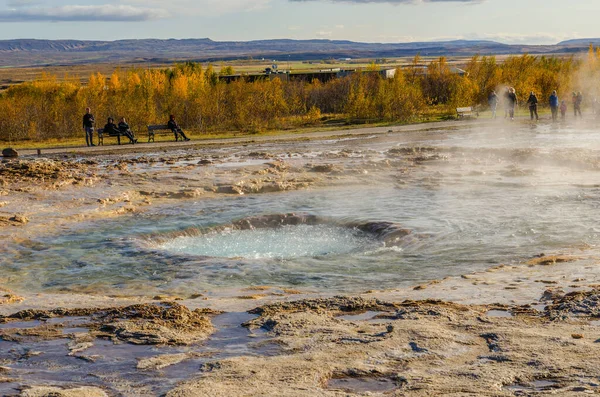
[97,128,127,146]
[147,124,179,142]
[456,107,475,119]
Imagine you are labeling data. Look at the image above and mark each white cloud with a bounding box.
[124,0,271,16]
[315,30,332,37]
[0,4,168,22]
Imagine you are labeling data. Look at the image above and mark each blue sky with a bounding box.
[0,0,596,44]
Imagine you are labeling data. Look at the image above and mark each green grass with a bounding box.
[5,106,559,151]
[0,118,443,151]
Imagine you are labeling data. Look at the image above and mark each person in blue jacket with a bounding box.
[549,90,559,122]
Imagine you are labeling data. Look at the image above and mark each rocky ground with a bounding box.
[2,121,600,396]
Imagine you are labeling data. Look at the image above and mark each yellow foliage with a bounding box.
[0,55,596,142]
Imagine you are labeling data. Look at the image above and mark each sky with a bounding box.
[0,0,597,44]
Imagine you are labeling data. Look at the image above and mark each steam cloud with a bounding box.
[0,4,168,22]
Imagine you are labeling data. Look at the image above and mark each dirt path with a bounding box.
[12,119,490,157]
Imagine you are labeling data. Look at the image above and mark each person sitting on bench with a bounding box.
[167,114,191,141]
[118,117,137,144]
[103,117,135,144]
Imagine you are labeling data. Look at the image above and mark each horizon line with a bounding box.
[1,37,599,47]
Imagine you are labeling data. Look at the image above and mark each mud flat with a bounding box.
[2,120,600,395]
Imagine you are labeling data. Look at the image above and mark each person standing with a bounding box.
[506,87,518,121]
[527,91,539,121]
[574,91,583,117]
[488,90,499,119]
[83,107,95,147]
[549,90,559,122]
[560,100,567,120]
[167,115,191,141]
[503,88,510,118]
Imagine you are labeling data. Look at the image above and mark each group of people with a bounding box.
[487,89,584,122]
[82,108,190,147]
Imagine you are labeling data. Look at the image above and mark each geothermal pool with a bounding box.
[3,121,600,297]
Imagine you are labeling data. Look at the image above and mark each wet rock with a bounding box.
[153,295,184,301]
[137,352,197,370]
[232,213,319,230]
[351,221,411,245]
[0,293,24,305]
[249,296,398,317]
[97,303,213,345]
[387,146,437,156]
[0,324,64,342]
[20,386,108,397]
[0,214,29,227]
[308,163,339,173]
[2,148,18,158]
[246,151,274,159]
[2,302,213,346]
[68,338,94,355]
[236,294,268,300]
[545,289,600,320]
[526,255,577,266]
[265,161,289,172]
[216,185,245,195]
[0,159,97,187]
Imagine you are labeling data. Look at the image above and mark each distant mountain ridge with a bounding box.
[558,38,600,45]
[0,38,592,68]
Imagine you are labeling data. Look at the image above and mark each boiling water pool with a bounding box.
[158,225,378,259]
[4,123,600,296]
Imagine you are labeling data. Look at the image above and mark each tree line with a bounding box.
[0,52,595,142]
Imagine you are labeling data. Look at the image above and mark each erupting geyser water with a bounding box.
[158,224,379,259]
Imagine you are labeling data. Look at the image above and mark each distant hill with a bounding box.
[558,38,600,45]
[0,38,592,68]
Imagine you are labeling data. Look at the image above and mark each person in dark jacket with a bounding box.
[167,115,191,141]
[549,90,559,122]
[103,117,128,143]
[488,91,499,119]
[527,91,539,121]
[506,87,518,120]
[118,117,137,144]
[82,107,95,147]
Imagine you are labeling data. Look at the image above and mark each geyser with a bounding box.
[152,213,412,259]
[160,224,376,259]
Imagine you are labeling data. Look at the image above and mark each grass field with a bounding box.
[0,55,477,90]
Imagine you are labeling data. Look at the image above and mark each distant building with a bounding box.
[403,65,467,77]
[216,66,466,84]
